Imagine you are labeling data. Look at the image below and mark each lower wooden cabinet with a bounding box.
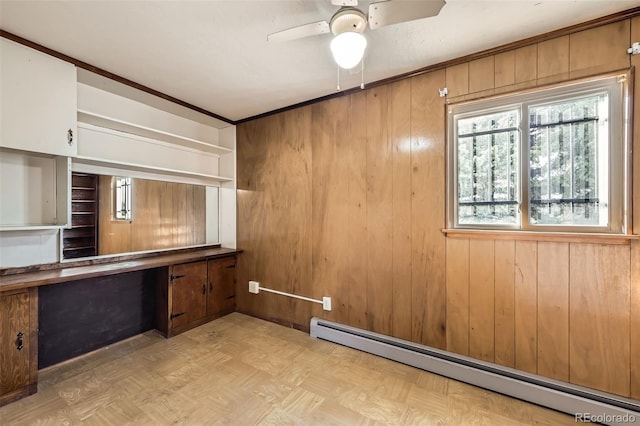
[0,288,38,407]
[157,256,236,337]
[169,260,208,331]
[207,257,236,318]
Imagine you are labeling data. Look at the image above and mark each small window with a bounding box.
[447,74,628,234]
[113,176,132,221]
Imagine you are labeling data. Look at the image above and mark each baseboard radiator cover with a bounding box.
[310,317,640,426]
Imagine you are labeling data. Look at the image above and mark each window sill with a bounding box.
[441,228,639,245]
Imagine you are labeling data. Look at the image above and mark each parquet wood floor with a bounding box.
[0,313,575,425]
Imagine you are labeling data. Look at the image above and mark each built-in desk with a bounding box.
[0,246,240,406]
[0,246,239,292]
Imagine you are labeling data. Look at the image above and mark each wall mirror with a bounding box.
[62,172,218,260]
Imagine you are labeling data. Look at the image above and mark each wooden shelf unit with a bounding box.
[63,173,98,259]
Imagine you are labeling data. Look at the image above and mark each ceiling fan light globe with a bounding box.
[330,32,367,69]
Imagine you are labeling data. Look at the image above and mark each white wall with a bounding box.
[0,151,57,226]
[0,230,59,267]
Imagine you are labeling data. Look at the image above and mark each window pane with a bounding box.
[457,110,519,225]
[528,93,608,226]
[113,177,132,221]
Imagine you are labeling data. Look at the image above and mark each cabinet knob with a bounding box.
[67,128,74,145]
[16,331,24,351]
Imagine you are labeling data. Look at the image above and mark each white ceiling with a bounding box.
[1,0,639,123]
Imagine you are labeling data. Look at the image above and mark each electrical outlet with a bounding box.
[249,280,260,294]
[322,297,332,311]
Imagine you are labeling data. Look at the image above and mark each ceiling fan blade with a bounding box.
[368,0,446,30]
[267,21,330,43]
[331,0,358,6]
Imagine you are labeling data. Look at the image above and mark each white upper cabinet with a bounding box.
[1,38,77,156]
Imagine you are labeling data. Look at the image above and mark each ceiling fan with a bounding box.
[267,0,446,70]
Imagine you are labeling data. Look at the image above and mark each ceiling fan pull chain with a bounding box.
[360,58,365,89]
[337,65,341,91]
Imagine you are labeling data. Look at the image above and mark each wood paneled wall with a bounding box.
[237,18,640,399]
[98,176,206,255]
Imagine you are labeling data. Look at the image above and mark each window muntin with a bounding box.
[448,74,627,234]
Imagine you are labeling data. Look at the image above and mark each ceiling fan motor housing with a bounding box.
[330,7,367,36]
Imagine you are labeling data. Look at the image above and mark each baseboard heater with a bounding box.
[310,317,640,425]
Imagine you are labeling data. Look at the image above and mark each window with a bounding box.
[113,176,132,221]
[447,74,628,234]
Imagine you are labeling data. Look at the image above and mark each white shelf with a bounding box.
[73,155,233,185]
[0,224,68,232]
[0,152,70,232]
[77,110,233,156]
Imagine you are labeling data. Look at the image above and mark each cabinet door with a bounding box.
[1,38,77,156]
[207,257,236,317]
[0,291,32,400]
[170,261,207,330]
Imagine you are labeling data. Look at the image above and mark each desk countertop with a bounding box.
[0,247,240,293]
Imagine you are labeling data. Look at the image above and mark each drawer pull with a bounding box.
[225,295,235,300]
[202,284,206,295]
[16,331,24,351]
[209,282,213,292]
[170,274,186,281]
[170,312,185,320]
[225,264,236,269]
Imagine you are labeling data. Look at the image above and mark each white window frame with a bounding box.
[112,176,132,221]
[446,73,629,234]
